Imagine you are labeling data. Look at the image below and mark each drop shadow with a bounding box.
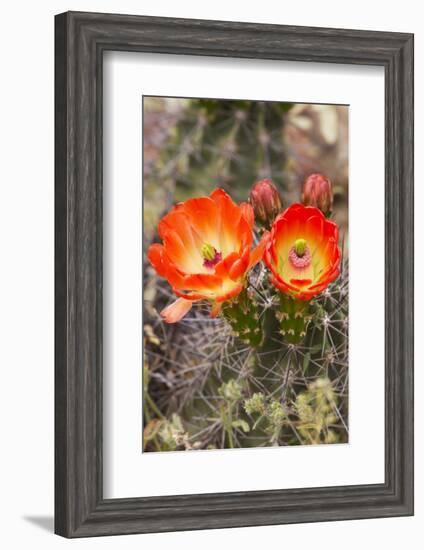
[23,515,54,533]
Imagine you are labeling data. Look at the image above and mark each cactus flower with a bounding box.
[264,203,341,300]
[249,178,283,228]
[148,188,268,322]
[302,173,333,217]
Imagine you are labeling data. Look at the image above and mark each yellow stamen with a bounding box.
[201,242,215,261]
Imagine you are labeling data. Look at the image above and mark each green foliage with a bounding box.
[244,393,266,416]
[295,378,340,444]
[218,379,244,402]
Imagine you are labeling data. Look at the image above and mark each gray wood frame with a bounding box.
[55,11,414,538]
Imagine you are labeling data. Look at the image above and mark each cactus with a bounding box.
[221,288,263,348]
[143,249,348,450]
[143,98,349,451]
[143,97,293,237]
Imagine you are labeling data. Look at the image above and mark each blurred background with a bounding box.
[142,97,349,452]
[143,96,348,243]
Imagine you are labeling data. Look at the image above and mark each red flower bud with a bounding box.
[302,173,333,217]
[249,179,283,228]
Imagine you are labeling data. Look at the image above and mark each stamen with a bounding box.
[201,243,216,261]
[201,242,222,269]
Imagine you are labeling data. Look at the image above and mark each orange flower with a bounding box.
[148,189,268,322]
[264,203,341,300]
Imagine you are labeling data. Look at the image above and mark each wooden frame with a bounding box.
[55,11,414,538]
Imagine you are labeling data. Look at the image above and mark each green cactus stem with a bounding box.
[144,98,293,213]
[221,288,263,347]
[276,292,313,344]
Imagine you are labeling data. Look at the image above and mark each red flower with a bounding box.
[264,203,341,300]
[148,189,268,322]
[249,178,283,228]
[302,173,333,217]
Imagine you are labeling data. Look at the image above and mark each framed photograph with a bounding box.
[55,11,414,537]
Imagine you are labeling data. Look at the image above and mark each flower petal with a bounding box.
[248,231,269,270]
[160,298,193,323]
[147,243,168,276]
[215,282,244,303]
[160,212,204,257]
[240,202,254,229]
[264,203,341,299]
[164,196,220,249]
[182,272,223,292]
[163,229,204,272]
[173,289,208,301]
[149,188,259,307]
[147,243,187,289]
[210,302,222,318]
[210,188,245,254]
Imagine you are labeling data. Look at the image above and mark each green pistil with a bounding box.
[294,238,307,257]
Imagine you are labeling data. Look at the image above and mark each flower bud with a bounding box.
[249,179,283,228]
[302,173,333,217]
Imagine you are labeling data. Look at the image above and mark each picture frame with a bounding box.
[54,11,414,538]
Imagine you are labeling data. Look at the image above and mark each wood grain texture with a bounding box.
[54,11,414,538]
